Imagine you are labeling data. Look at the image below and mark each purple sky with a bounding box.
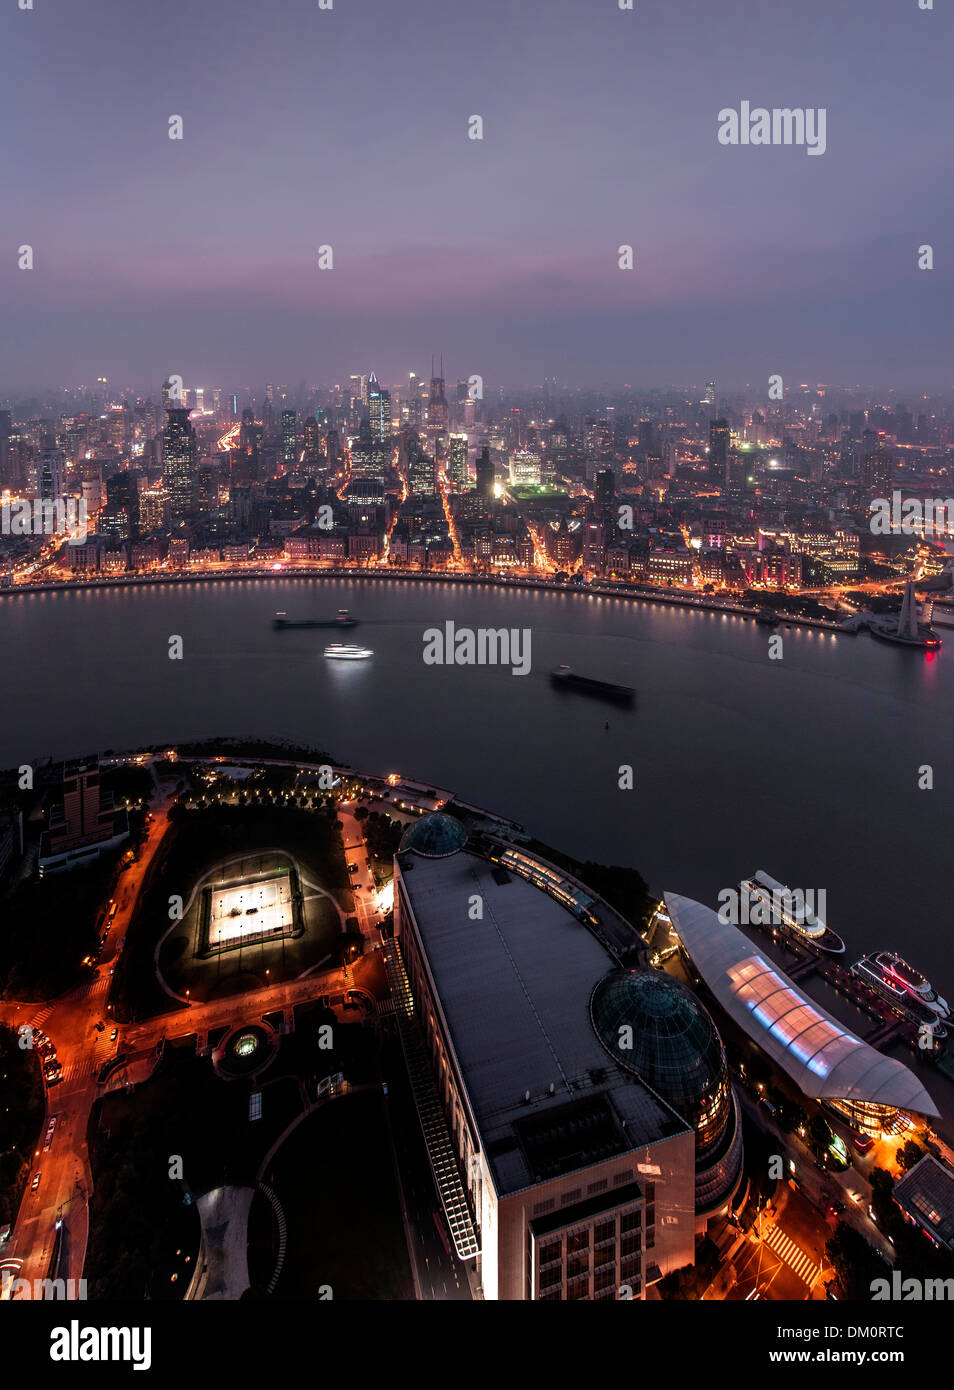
[2,0,953,391]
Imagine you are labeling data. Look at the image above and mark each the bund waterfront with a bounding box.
[2,575,952,987]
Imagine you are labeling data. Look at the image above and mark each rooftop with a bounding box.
[894,1155,954,1249]
[398,850,690,1196]
[666,892,939,1117]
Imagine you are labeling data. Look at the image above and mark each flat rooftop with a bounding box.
[894,1155,954,1249]
[397,849,689,1196]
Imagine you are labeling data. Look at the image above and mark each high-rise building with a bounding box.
[426,361,449,436]
[595,468,616,516]
[104,471,140,539]
[447,434,468,491]
[162,408,198,517]
[281,410,298,469]
[709,419,729,482]
[508,450,541,486]
[39,759,129,875]
[368,374,391,444]
[861,448,892,496]
[476,446,495,501]
[31,446,66,500]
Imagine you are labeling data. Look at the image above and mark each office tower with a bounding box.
[582,517,605,571]
[303,414,322,465]
[709,419,729,482]
[447,433,468,491]
[368,374,391,444]
[351,418,389,478]
[31,446,66,500]
[281,410,298,469]
[39,758,129,874]
[138,486,168,533]
[426,359,449,436]
[476,446,495,501]
[508,450,541,486]
[262,387,275,436]
[861,448,892,495]
[104,471,140,539]
[703,381,716,407]
[595,468,615,516]
[162,407,198,517]
[406,434,436,496]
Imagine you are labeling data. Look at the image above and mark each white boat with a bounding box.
[324,644,373,661]
[852,952,950,1021]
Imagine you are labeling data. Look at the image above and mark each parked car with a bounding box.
[31,1172,41,1193]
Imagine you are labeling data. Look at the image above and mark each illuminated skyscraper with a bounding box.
[447,433,468,491]
[162,407,198,517]
[368,374,391,444]
[426,359,449,436]
[709,419,729,482]
[281,409,298,469]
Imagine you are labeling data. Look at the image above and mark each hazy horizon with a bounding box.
[3,0,953,391]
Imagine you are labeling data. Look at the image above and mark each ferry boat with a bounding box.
[274,609,357,630]
[323,643,373,661]
[851,952,950,1021]
[741,870,845,954]
[550,665,634,705]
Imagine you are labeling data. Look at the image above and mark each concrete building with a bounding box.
[392,815,698,1299]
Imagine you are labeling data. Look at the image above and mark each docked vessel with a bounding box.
[550,665,634,704]
[755,607,779,626]
[274,608,357,630]
[741,870,845,954]
[851,952,950,1028]
[324,643,373,660]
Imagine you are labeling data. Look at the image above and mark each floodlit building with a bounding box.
[391,815,708,1300]
[665,892,939,1136]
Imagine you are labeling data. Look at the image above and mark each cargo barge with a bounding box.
[550,665,634,704]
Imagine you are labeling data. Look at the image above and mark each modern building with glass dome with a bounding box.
[391,812,743,1300]
[590,970,744,1224]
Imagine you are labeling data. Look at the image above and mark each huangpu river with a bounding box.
[2,575,953,989]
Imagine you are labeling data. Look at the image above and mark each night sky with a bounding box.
[3,0,953,391]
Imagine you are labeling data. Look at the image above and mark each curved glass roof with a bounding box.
[665,892,940,1117]
[399,812,468,858]
[590,969,732,1152]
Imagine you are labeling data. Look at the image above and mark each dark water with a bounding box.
[2,577,952,990]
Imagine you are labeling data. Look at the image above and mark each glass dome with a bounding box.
[590,969,732,1157]
[399,812,468,858]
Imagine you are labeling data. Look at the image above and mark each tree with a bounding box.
[826,1223,888,1300]
[809,1114,833,1157]
[354,806,368,822]
[898,1140,923,1173]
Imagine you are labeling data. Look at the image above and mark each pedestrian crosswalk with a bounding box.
[763,1224,820,1286]
[29,1005,54,1030]
[60,1058,95,1084]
